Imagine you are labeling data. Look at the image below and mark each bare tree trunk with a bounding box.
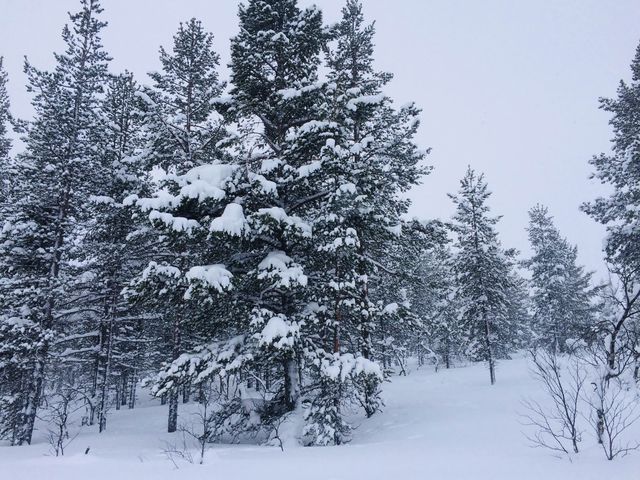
[128,370,137,409]
[98,300,115,433]
[182,382,191,404]
[283,358,299,411]
[168,390,179,433]
[16,356,46,445]
[120,373,128,408]
[115,380,121,411]
[168,315,181,433]
[445,337,451,369]
[87,355,99,426]
[484,317,496,385]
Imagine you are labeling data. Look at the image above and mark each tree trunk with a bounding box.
[283,358,299,411]
[182,382,191,404]
[98,303,115,432]
[115,380,121,411]
[484,318,496,385]
[445,337,451,369]
[128,370,137,409]
[168,315,182,432]
[168,389,179,433]
[16,355,46,445]
[120,373,128,407]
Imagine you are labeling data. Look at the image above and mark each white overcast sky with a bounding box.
[1,0,639,278]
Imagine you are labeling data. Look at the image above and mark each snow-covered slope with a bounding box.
[2,357,638,480]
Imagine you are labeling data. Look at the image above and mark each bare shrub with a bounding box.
[521,349,586,455]
[43,387,80,456]
[584,376,640,460]
[161,434,194,469]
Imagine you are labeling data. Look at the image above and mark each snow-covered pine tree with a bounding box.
[0,63,24,443]
[72,72,151,432]
[448,167,518,385]
[146,1,335,444]
[225,0,327,417]
[0,70,28,440]
[0,0,109,445]
[0,57,11,202]
[128,2,328,443]
[0,56,14,247]
[141,18,227,174]
[371,220,438,376]
[299,0,429,445]
[524,205,597,352]
[583,41,640,381]
[411,239,464,370]
[583,42,640,277]
[128,18,231,433]
[500,249,532,354]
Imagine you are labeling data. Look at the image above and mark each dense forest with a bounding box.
[0,0,638,464]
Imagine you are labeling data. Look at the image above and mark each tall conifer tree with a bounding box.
[583,42,640,380]
[296,0,430,443]
[227,0,327,413]
[583,43,640,275]
[0,56,13,223]
[79,73,150,431]
[0,57,11,185]
[130,18,231,433]
[0,0,109,444]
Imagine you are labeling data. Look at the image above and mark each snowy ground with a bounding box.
[1,356,639,480]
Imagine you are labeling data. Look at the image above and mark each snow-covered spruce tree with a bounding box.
[503,256,533,352]
[0,0,109,445]
[448,167,522,385]
[128,18,232,433]
[524,205,598,352]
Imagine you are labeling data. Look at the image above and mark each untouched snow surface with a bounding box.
[1,356,638,480]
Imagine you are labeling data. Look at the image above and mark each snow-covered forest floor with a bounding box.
[1,356,638,480]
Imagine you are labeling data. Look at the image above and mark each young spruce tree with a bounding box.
[525,205,597,352]
[448,167,520,385]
